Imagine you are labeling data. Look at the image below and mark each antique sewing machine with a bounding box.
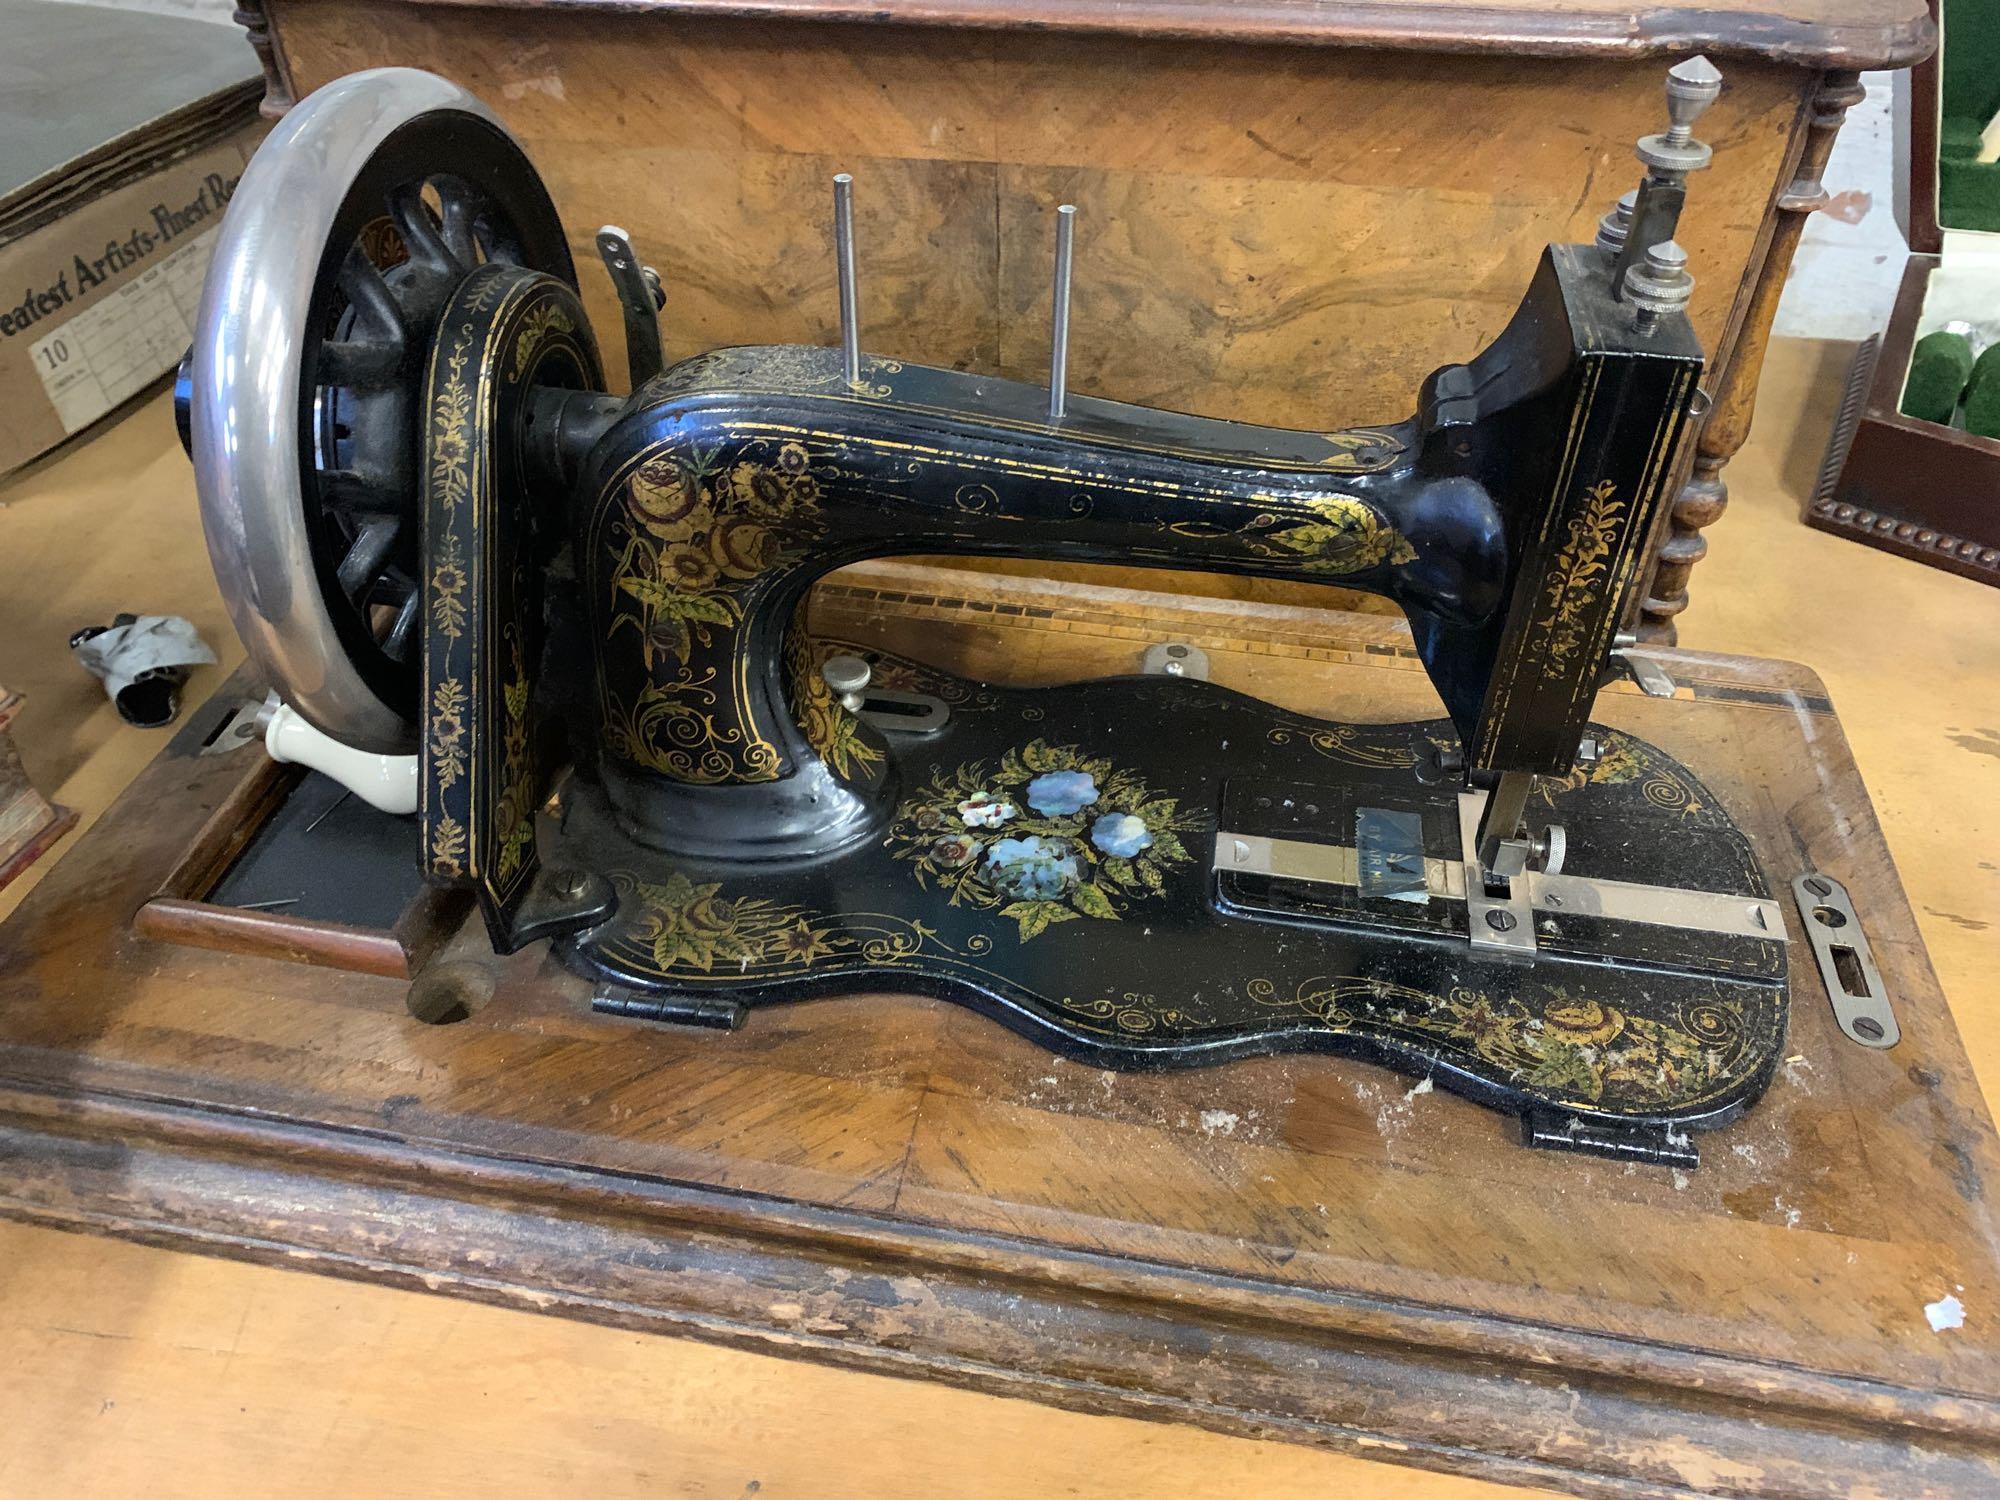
[174,59,1797,1167]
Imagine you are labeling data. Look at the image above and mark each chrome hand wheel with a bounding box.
[188,68,574,752]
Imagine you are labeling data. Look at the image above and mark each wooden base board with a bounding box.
[1,569,1996,1497]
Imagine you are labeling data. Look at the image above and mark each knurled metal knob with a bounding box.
[1595,190,1637,259]
[1623,240,1694,326]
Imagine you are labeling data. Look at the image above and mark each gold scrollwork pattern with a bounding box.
[1250,976,1749,1112]
[647,346,903,401]
[605,870,965,977]
[1046,991,1196,1037]
[1265,722,1428,770]
[1539,728,1706,817]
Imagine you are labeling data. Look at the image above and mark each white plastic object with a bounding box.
[262,699,419,815]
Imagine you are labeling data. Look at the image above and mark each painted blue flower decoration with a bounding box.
[1090,812,1153,858]
[1025,770,1099,817]
[983,835,1080,900]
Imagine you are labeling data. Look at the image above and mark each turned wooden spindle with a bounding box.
[232,0,297,119]
[1638,70,1867,642]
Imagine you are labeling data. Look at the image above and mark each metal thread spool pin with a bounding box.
[1048,203,1076,424]
[1662,55,1724,148]
[1638,56,1722,177]
[833,173,861,388]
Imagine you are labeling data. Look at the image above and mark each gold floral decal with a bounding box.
[428,677,468,792]
[614,871,956,976]
[604,440,824,782]
[887,739,1198,942]
[429,531,469,641]
[510,301,577,382]
[1250,976,1747,1112]
[429,814,468,878]
[428,337,473,513]
[1536,480,1625,677]
[610,440,821,665]
[1539,729,1705,817]
[491,631,536,884]
[625,871,839,973]
[1230,494,1418,577]
[786,625,883,782]
[1316,428,1406,473]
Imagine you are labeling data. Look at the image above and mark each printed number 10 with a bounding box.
[38,338,70,371]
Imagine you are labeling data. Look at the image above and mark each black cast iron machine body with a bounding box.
[179,59,1789,1166]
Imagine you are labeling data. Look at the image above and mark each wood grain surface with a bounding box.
[1,554,1997,1490]
[1,330,1996,1494]
[265,1,1809,428]
[262,0,1850,627]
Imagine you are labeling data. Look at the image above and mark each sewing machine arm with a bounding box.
[551,243,1700,860]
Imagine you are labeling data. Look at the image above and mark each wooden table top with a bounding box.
[0,333,1995,1495]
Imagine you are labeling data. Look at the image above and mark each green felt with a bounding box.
[1902,330,1977,424]
[1940,159,2000,234]
[1943,0,2000,123]
[1940,117,1983,162]
[1938,0,2000,231]
[1964,346,2000,440]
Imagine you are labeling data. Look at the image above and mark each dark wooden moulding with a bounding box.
[2,580,1998,1498]
[1808,2,2000,586]
[1809,256,2000,587]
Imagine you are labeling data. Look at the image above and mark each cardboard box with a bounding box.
[0,122,263,475]
[0,1,266,477]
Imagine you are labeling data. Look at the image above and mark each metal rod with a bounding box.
[833,173,861,388]
[303,788,351,834]
[1048,203,1076,423]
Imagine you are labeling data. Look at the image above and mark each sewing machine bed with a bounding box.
[1,568,1995,1496]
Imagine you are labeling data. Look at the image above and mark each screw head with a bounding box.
[1485,909,1518,933]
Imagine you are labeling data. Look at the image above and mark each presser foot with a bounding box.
[548,659,1789,1165]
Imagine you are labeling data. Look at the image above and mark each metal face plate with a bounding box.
[1793,871,1898,1048]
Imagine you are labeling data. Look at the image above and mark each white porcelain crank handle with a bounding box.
[262,699,419,815]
